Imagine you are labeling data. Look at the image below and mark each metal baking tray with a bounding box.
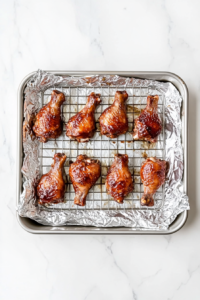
[16,71,188,234]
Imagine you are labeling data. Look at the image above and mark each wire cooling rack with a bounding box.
[39,85,165,211]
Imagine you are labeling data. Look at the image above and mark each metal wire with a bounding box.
[40,85,165,211]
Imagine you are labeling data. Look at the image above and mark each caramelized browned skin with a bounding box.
[37,153,67,205]
[33,90,65,142]
[99,91,128,138]
[105,154,134,203]
[140,157,166,206]
[133,95,162,143]
[69,155,101,206]
[66,93,101,142]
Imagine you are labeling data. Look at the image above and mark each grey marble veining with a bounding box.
[0,0,199,299]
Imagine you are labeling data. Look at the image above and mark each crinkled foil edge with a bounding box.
[18,70,189,230]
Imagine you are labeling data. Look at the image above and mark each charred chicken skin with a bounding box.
[105,154,134,203]
[66,92,101,142]
[140,157,166,206]
[33,90,65,142]
[69,155,101,206]
[133,95,162,143]
[99,91,129,138]
[37,153,67,205]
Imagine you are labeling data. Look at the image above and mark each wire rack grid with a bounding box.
[39,84,165,212]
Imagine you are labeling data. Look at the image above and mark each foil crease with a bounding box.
[18,70,189,230]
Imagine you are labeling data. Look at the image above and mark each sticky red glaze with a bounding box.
[100,91,128,138]
[138,111,162,138]
[140,157,166,206]
[105,154,134,203]
[37,153,67,205]
[69,155,101,206]
[33,90,65,143]
[66,93,101,142]
[133,95,162,143]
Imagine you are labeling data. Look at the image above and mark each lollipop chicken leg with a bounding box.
[140,157,166,206]
[100,91,128,138]
[106,154,134,203]
[33,90,65,142]
[133,95,162,143]
[66,92,101,142]
[37,153,67,205]
[69,155,101,206]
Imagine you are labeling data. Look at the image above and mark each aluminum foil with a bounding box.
[18,70,189,230]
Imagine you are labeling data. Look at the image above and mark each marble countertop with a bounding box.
[1,0,199,299]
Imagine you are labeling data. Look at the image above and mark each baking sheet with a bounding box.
[18,70,189,229]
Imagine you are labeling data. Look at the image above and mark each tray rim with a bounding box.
[16,70,188,234]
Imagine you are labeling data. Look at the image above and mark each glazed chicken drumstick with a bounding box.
[69,155,101,206]
[37,153,67,205]
[105,154,134,203]
[33,90,65,142]
[140,157,166,206]
[100,91,128,138]
[66,92,101,142]
[133,95,162,143]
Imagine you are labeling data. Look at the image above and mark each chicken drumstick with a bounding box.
[69,155,101,206]
[100,91,128,138]
[66,92,101,142]
[37,153,67,205]
[140,157,166,206]
[105,154,134,203]
[33,90,65,142]
[133,95,162,143]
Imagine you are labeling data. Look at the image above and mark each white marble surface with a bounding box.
[0,0,199,299]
